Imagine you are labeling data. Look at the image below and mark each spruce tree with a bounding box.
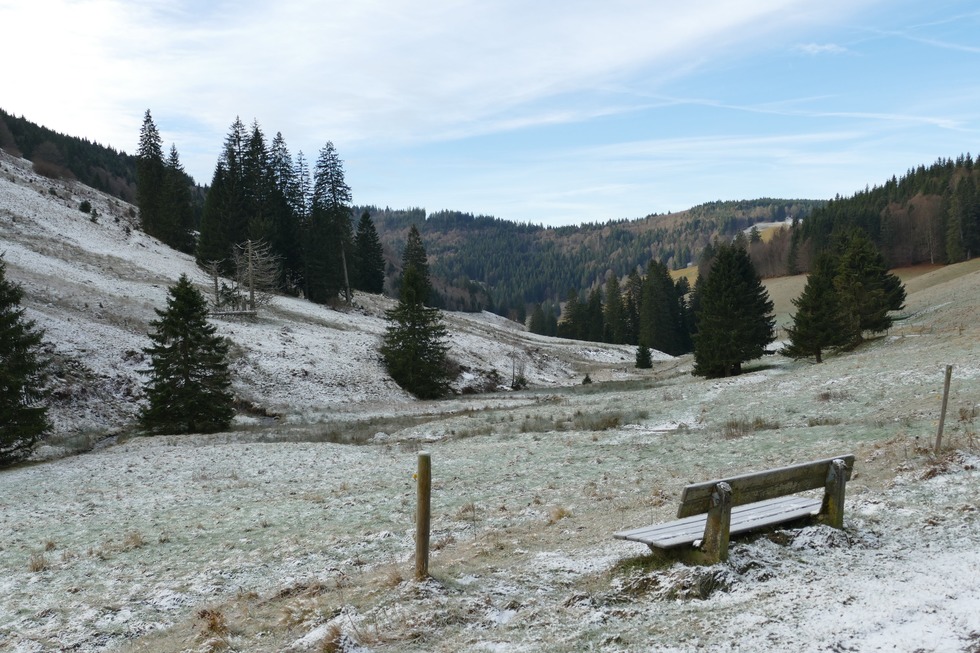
[834,231,906,345]
[268,133,304,290]
[635,342,653,369]
[603,275,626,344]
[136,109,165,240]
[400,224,431,304]
[140,275,234,434]
[783,253,849,363]
[381,264,453,399]
[354,211,386,294]
[0,259,50,466]
[161,144,196,253]
[196,118,250,274]
[528,303,548,335]
[306,141,353,304]
[692,243,775,378]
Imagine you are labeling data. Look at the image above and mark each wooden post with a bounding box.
[935,365,953,455]
[415,451,431,581]
[701,482,732,564]
[819,458,848,529]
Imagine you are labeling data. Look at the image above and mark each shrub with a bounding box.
[79,200,92,213]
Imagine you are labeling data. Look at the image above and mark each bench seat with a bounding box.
[614,495,822,549]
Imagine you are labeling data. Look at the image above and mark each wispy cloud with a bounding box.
[796,43,850,55]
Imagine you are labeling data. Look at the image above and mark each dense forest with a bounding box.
[363,199,822,318]
[792,155,979,270]
[0,108,140,202]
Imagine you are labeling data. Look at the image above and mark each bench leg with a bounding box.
[819,458,847,529]
[701,482,732,563]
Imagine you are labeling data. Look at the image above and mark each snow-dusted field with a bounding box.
[2,150,979,652]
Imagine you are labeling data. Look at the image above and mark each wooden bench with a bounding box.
[614,454,855,564]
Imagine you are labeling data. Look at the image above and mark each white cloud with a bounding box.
[796,42,849,55]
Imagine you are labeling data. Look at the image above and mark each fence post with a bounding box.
[415,451,431,581]
[935,365,953,455]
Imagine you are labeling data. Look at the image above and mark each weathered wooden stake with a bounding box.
[701,482,732,564]
[415,451,431,581]
[935,365,953,455]
[819,458,848,529]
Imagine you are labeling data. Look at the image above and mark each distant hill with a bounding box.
[361,199,823,316]
[0,108,140,202]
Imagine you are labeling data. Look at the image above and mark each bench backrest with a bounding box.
[677,454,855,518]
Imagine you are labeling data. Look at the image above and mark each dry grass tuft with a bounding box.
[320,624,345,653]
[197,608,229,635]
[123,530,145,550]
[28,552,48,573]
[722,416,781,439]
[548,505,572,524]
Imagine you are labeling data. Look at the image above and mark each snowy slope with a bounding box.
[0,149,655,440]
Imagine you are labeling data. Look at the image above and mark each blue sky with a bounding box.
[2,0,978,226]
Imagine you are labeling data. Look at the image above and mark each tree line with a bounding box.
[0,107,141,201]
[136,111,385,307]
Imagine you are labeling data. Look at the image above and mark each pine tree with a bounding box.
[196,118,250,274]
[783,253,849,363]
[161,144,196,253]
[354,211,386,293]
[306,141,353,304]
[585,286,604,342]
[834,231,906,344]
[635,342,653,369]
[693,243,775,378]
[381,264,453,399]
[639,260,688,355]
[136,109,165,240]
[140,275,234,434]
[528,303,548,335]
[0,258,50,466]
[603,274,626,344]
[400,224,431,304]
[268,133,304,291]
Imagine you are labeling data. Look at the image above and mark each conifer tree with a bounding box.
[639,260,688,355]
[381,250,453,399]
[354,211,386,293]
[783,253,849,363]
[693,243,775,378]
[196,117,250,274]
[161,144,196,253]
[528,303,548,335]
[834,231,906,345]
[585,286,604,342]
[0,259,50,466]
[558,289,586,339]
[268,133,304,290]
[140,275,234,434]
[635,342,653,369]
[306,141,353,303]
[136,109,166,239]
[603,274,626,344]
[400,224,431,304]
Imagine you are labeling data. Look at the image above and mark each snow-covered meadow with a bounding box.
[1,150,979,652]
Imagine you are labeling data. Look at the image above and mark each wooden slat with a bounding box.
[615,496,822,549]
[677,454,854,517]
